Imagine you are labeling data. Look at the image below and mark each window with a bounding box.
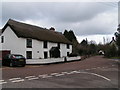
[67,52,69,56]
[43,41,47,48]
[44,52,48,59]
[67,44,70,49]
[26,51,32,59]
[26,39,32,48]
[1,36,4,43]
[57,43,60,49]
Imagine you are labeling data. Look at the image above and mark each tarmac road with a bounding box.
[1,56,119,88]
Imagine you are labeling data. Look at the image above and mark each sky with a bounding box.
[0,0,119,44]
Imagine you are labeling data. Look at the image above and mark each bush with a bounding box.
[104,44,117,57]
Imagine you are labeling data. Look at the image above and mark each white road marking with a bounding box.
[25,76,39,80]
[61,72,68,74]
[9,78,21,81]
[0,80,7,85]
[28,77,39,80]
[39,74,53,78]
[11,79,24,83]
[3,66,112,84]
[25,76,36,79]
[0,80,4,82]
[41,75,53,78]
[0,81,7,85]
[50,73,59,75]
[85,69,90,70]
[54,74,65,76]
[66,71,76,74]
[78,71,111,81]
[39,74,48,77]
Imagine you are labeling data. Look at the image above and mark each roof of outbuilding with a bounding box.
[2,19,72,44]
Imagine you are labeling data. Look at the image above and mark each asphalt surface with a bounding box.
[1,56,119,88]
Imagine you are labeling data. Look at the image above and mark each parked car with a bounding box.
[2,54,26,67]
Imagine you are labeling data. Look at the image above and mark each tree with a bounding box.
[63,30,79,55]
[104,44,117,57]
[115,24,120,56]
[63,30,78,42]
[80,39,88,46]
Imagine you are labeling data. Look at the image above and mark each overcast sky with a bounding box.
[1,1,119,44]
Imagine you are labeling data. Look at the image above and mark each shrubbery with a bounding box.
[104,44,118,57]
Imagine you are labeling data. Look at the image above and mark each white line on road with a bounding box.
[11,79,24,83]
[61,72,68,74]
[39,74,48,77]
[78,71,111,81]
[96,67,101,69]
[39,74,53,78]
[0,80,5,82]
[41,75,53,78]
[54,74,65,77]
[28,77,39,80]
[25,76,36,79]
[0,80,7,85]
[50,73,59,75]
[9,78,22,81]
[0,81,7,85]
[66,71,76,75]
[85,69,90,70]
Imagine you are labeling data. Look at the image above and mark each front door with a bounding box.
[44,52,48,59]
[26,51,32,59]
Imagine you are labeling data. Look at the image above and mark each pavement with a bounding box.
[1,56,119,88]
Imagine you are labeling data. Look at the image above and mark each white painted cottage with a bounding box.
[0,19,72,61]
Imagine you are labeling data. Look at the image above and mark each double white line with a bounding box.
[9,78,24,83]
[0,80,7,85]
[25,76,39,80]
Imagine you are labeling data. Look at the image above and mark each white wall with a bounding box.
[60,44,72,57]
[1,26,26,57]
[32,40,43,59]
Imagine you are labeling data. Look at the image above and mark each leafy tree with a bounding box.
[104,44,117,57]
[80,39,88,46]
[63,30,78,42]
[115,24,120,56]
[63,30,79,55]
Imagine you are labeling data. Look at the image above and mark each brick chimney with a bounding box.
[112,37,115,41]
[49,27,55,31]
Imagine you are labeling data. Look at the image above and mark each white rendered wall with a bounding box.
[32,40,43,59]
[1,26,26,57]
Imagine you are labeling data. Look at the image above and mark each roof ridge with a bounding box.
[8,19,49,31]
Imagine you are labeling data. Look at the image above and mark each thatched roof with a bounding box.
[2,19,72,44]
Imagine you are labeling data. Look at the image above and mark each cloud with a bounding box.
[1,2,118,37]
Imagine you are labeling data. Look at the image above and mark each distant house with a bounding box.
[0,19,72,60]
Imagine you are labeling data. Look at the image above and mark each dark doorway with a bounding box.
[50,47,60,58]
[26,51,32,59]
[44,52,48,59]
[0,50,11,59]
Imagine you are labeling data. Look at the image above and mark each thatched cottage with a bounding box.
[0,19,72,61]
